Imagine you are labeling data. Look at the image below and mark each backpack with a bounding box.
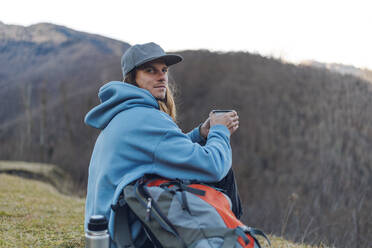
[111,176,271,248]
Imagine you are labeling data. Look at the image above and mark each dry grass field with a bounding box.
[0,174,84,247]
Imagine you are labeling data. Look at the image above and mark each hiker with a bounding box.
[84,42,241,246]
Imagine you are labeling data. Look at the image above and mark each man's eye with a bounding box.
[162,68,168,73]
[145,68,154,73]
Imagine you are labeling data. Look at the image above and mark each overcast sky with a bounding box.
[1,0,371,69]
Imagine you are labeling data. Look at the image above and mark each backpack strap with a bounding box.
[158,180,205,215]
[135,180,188,248]
[111,194,151,248]
[158,180,206,196]
[187,227,249,248]
[239,226,271,248]
[112,197,136,248]
[196,226,271,248]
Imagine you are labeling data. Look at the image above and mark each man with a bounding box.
[84,42,240,247]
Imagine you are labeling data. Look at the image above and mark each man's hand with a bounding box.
[210,110,239,135]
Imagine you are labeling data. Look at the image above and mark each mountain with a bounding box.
[0,21,130,127]
[301,60,372,82]
[1,22,371,248]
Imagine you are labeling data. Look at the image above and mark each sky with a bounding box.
[1,0,371,69]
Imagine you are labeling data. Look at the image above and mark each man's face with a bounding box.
[135,60,168,100]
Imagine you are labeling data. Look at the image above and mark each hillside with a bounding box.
[0,21,129,128]
[0,22,371,247]
[301,60,372,82]
[0,160,82,196]
[0,168,321,248]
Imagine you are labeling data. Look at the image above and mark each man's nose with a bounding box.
[158,71,166,81]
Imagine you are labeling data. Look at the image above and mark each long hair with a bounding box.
[124,69,177,122]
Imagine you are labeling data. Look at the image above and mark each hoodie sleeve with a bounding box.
[153,124,232,182]
[186,124,207,146]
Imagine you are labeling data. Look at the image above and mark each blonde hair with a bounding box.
[158,84,177,121]
[124,70,177,122]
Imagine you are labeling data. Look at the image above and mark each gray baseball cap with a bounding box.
[121,42,183,76]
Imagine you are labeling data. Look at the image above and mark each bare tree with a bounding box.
[20,83,33,156]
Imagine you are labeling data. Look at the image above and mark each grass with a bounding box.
[0,174,84,247]
[0,162,328,248]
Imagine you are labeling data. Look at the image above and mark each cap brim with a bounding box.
[161,54,183,66]
[135,54,183,68]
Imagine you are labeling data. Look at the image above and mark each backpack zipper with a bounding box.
[146,197,152,222]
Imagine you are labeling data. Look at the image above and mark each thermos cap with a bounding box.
[88,215,108,231]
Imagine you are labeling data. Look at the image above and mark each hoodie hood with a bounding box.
[84,81,159,129]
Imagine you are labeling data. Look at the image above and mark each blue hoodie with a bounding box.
[84,81,232,244]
